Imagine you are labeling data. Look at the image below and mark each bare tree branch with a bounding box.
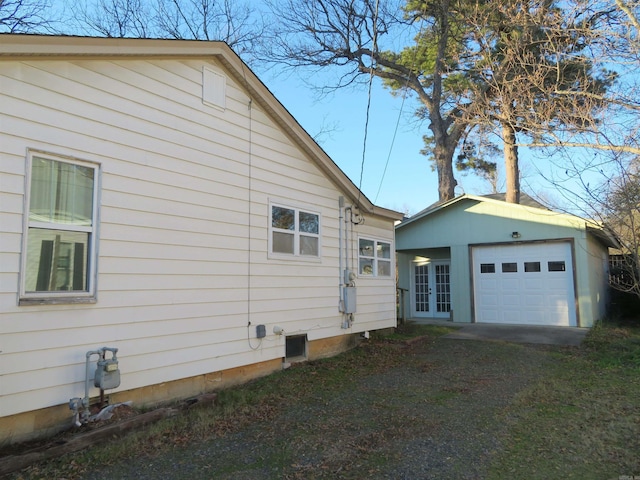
[66,0,265,60]
[0,0,55,32]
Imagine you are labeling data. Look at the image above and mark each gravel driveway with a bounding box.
[73,334,556,480]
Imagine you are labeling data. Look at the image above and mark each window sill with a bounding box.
[19,296,97,306]
[267,252,322,263]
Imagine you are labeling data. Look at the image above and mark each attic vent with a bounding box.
[202,67,226,110]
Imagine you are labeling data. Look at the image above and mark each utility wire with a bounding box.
[374,94,408,203]
[373,9,429,205]
[357,0,380,209]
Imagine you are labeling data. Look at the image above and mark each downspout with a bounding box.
[339,196,345,312]
[343,205,355,328]
[345,206,350,281]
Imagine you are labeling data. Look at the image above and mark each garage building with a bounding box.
[396,194,618,327]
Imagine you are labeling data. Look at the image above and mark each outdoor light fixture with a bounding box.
[511,231,521,239]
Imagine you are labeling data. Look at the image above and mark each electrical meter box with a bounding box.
[94,357,121,390]
[343,286,357,314]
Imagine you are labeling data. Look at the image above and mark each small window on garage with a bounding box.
[480,263,495,273]
[548,261,566,272]
[502,262,518,273]
[525,262,541,272]
[285,335,307,361]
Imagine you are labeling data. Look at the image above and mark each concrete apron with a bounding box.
[414,320,589,346]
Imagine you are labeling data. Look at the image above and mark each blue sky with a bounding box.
[39,0,603,217]
[262,72,516,216]
[258,70,598,217]
[39,0,599,217]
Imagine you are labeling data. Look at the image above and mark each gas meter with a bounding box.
[94,348,120,390]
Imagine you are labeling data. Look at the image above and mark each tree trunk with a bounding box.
[503,122,520,204]
[430,116,460,202]
[434,144,457,201]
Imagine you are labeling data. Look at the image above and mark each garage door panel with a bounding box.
[501,281,521,291]
[473,242,576,326]
[478,308,499,322]
[524,311,545,323]
[479,294,498,306]
[547,278,569,289]
[501,309,522,323]
[479,278,498,290]
[524,294,544,307]
[547,294,569,306]
[524,278,544,290]
[503,294,521,306]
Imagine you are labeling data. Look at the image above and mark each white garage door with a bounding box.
[472,242,576,326]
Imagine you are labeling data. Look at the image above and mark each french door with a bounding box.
[412,261,451,318]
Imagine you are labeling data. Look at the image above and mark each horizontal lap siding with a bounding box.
[0,127,25,306]
[0,55,396,419]
[351,217,397,330]
[0,57,255,416]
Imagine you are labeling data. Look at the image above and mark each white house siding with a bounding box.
[350,215,398,333]
[0,48,398,434]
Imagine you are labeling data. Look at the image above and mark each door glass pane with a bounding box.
[273,231,294,254]
[414,264,429,312]
[435,264,451,313]
[25,228,89,292]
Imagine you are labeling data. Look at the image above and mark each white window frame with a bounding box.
[268,201,321,261]
[19,151,100,305]
[358,237,393,277]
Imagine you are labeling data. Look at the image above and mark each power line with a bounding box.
[374,93,408,203]
[373,8,429,204]
[357,0,380,208]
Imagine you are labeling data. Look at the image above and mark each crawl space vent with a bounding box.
[286,335,307,361]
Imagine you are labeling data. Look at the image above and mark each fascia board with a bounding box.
[396,193,595,230]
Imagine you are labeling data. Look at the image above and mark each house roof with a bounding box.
[480,193,550,210]
[399,193,550,227]
[397,193,620,248]
[0,34,403,222]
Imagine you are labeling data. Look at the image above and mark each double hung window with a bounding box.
[21,153,99,303]
[270,203,320,258]
[358,238,392,277]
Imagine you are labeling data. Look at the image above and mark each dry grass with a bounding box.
[488,320,640,479]
[7,321,640,479]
